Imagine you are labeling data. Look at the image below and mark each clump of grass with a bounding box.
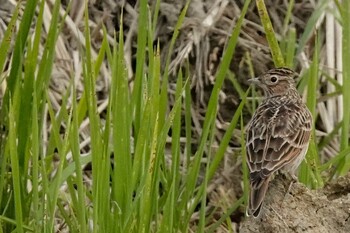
[0,0,249,232]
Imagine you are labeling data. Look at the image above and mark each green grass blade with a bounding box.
[180,0,251,230]
[0,3,20,76]
[9,98,23,233]
[208,90,249,181]
[160,71,182,233]
[36,0,67,95]
[338,0,350,174]
[299,34,322,188]
[31,86,40,232]
[282,0,294,36]
[206,197,244,233]
[296,0,328,55]
[82,2,108,231]
[132,0,148,136]
[139,114,159,233]
[6,0,38,94]
[189,90,248,229]
[184,64,192,166]
[47,93,73,231]
[256,0,284,66]
[112,17,132,231]
[320,147,350,172]
[241,113,250,211]
[285,28,296,68]
[159,0,190,129]
[69,82,87,233]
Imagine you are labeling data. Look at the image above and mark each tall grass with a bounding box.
[0,0,249,232]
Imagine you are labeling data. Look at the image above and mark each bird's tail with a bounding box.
[247,176,271,218]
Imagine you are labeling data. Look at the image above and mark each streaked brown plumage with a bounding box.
[246,67,312,217]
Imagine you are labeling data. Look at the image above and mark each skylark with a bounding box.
[246,67,313,217]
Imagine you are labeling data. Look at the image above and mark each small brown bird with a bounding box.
[246,67,312,217]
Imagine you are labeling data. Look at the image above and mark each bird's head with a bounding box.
[248,67,299,97]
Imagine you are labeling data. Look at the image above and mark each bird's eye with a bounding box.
[270,76,278,83]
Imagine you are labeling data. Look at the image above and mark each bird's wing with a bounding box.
[246,101,312,189]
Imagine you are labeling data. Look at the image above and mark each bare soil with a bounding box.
[240,174,350,233]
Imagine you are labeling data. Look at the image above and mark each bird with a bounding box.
[245,67,313,217]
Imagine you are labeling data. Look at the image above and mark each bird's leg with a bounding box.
[287,169,299,192]
[286,176,297,195]
[279,172,298,206]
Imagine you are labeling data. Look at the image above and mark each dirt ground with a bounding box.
[240,174,350,233]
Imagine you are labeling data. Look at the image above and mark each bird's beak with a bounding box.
[248,77,261,85]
